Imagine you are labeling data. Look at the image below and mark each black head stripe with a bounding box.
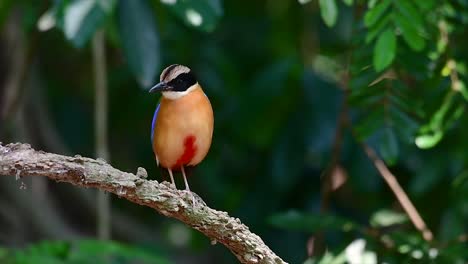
[161,64,178,81]
[168,71,197,92]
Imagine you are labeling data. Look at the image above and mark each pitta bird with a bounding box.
[149,64,214,197]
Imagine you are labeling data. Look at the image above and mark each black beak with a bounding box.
[149,82,171,93]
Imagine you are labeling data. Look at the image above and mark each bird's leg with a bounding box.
[168,168,176,188]
[181,166,190,192]
[181,166,195,205]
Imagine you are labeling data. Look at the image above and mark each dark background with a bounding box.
[0,0,467,263]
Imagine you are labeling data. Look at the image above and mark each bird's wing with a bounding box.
[151,103,161,142]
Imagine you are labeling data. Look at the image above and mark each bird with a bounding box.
[149,64,214,199]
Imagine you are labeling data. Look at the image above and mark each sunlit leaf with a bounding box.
[345,239,377,264]
[63,0,115,48]
[342,0,353,7]
[298,0,313,4]
[37,9,57,32]
[367,0,379,8]
[373,29,396,72]
[415,131,443,149]
[319,0,338,27]
[161,0,223,32]
[117,0,160,88]
[319,251,347,264]
[441,64,451,77]
[370,209,408,227]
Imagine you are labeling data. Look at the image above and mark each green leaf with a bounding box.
[10,240,170,264]
[319,0,338,27]
[415,130,443,149]
[70,240,170,263]
[393,13,425,51]
[269,210,357,233]
[430,91,455,130]
[355,108,384,140]
[370,209,408,227]
[342,0,353,6]
[161,0,223,32]
[117,0,160,88]
[379,127,398,165]
[373,29,396,72]
[365,12,391,44]
[393,0,424,33]
[63,0,115,48]
[456,81,468,101]
[368,0,378,8]
[414,0,436,12]
[390,107,418,143]
[318,251,347,264]
[364,0,391,27]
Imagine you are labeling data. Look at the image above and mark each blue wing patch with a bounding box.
[151,104,160,142]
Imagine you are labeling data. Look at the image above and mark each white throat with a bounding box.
[162,84,198,100]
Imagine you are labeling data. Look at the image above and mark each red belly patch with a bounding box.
[173,135,197,169]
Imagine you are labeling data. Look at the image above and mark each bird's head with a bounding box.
[149,64,198,100]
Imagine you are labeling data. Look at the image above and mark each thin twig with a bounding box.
[0,143,287,264]
[359,143,434,241]
[338,48,434,241]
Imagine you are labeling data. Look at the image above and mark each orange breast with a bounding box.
[152,85,214,170]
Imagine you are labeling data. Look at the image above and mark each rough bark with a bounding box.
[0,143,286,264]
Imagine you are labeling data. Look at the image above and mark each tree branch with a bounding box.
[360,143,434,242]
[0,143,286,264]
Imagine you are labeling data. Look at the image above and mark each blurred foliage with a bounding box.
[0,0,467,263]
[0,240,170,264]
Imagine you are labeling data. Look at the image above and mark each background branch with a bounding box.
[0,142,286,264]
[92,29,111,241]
[359,143,434,241]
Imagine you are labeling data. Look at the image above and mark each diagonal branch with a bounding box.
[0,143,286,264]
[360,143,434,242]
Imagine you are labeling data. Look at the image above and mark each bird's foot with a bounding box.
[183,189,197,207]
[185,191,206,207]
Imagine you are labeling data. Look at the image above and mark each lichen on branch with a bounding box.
[0,143,286,264]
